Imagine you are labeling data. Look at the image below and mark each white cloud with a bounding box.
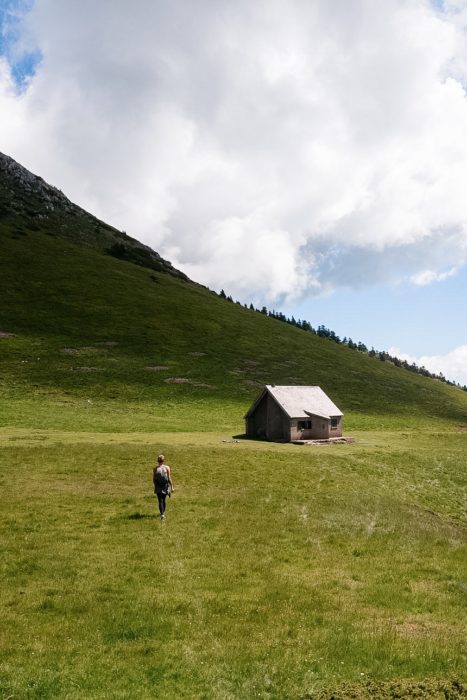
[1,0,467,302]
[389,345,467,385]
[410,266,458,285]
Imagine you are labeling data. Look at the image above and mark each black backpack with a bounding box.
[155,465,169,492]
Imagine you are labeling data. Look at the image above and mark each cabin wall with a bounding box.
[290,414,330,441]
[290,415,343,440]
[246,392,268,438]
[246,393,289,441]
[330,415,343,438]
[265,395,289,441]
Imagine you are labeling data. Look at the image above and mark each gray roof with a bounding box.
[262,385,343,419]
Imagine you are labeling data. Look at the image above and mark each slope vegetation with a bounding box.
[1,222,466,433]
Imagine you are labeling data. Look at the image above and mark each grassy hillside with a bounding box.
[1,223,466,434]
[0,158,466,699]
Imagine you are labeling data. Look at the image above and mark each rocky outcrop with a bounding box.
[0,152,78,216]
[0,152,188,280]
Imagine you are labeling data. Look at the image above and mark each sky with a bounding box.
[1,0,467,385]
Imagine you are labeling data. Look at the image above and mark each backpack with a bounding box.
[155,465,169,493]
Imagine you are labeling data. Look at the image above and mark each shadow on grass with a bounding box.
[127,512,157,520]
[233,433,289,443]
[232,433,270,442]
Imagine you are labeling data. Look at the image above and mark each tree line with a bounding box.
[217,289,467,392]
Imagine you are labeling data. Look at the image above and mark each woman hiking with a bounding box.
[153,454,174,521]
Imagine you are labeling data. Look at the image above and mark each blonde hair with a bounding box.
[157,454,165,463]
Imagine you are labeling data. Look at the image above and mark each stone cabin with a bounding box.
[245,385,343,442]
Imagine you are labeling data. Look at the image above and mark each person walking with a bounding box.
[153,454,174,521]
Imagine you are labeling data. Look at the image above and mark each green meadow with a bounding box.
[1,428,466,699]
[1,214,466,698]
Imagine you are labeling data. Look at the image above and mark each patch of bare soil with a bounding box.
[164,377,215,388]
[458,425,467,432]
[61,347,98,355]
[0,331,16,338]
[145,366,169,371]
[73,366,103,372]
[188,352,207,357]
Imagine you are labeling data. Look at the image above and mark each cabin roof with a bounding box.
[246,385,343,420]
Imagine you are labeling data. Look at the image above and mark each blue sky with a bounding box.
[0,0,39,90]
[290,267,466,357]
[0,0,466,384]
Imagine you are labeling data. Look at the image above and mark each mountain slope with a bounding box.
[0,153,466,432]
[0,152,186,279]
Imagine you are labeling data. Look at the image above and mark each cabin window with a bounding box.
[331,418,339,430]
[298,420,312,430]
